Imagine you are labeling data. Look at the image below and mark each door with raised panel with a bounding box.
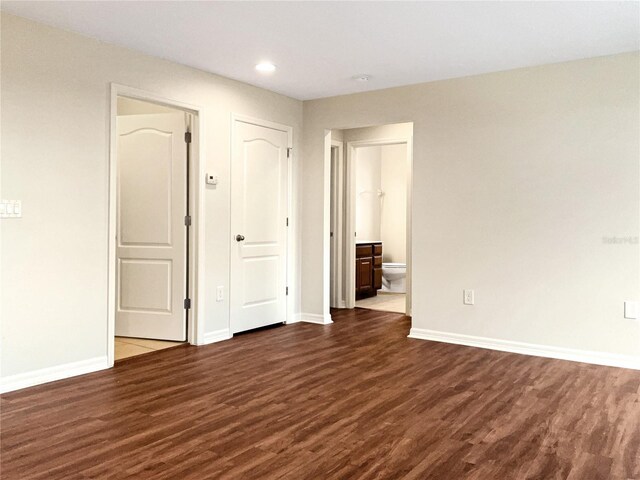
[116,113,187,341]
[230,119,289,334]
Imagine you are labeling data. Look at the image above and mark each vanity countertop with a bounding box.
[356,240,382,245]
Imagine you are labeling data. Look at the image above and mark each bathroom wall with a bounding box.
[354,143,408,266]
[355,145,382,242]
[380,143,407,263]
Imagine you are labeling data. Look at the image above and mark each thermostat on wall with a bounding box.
[206,173,218,185]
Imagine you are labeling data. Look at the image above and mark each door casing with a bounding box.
[330,140,346,308]
[108,83,205,367]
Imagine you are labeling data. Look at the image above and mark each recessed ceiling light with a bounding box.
[256,62,276,73]
[352,74,372,82]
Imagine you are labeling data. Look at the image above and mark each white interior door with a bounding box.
[116,112,187,341]
[231,119,289,334]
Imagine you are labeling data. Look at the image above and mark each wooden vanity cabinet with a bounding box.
[356,242,383,300]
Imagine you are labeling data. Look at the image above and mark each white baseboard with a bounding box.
[408,328,640,370]
[292,313,333,325]
[202,328,232,345]
[0,356,109,394]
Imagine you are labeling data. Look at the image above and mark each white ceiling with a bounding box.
[2,1,638,100]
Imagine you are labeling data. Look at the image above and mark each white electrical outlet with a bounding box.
[0,200,21,218]
[463,289,474,305]
[216,286,224,302]
[624,301,639,320]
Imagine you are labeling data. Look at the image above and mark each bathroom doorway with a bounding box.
[329,123,413,316]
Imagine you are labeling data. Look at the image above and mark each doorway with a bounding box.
[328,123,413,317]
[108,86,203,365]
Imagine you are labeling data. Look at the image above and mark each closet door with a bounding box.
[230,118,290,334]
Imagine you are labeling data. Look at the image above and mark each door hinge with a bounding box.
[286,287,289,296]
[286,217,289,226]
[287,147,292,159]
[184,215,192,226]
[185,131,192,144]
[184,298,191,310]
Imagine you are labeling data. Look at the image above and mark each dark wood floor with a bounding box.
[2,309,639,479]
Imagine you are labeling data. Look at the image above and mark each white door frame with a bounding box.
[230,114,294,330]
[108,83,206,367]
[336,136,413,314]
[330,140,346,308]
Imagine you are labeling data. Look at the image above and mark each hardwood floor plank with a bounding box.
[1,309,639,479]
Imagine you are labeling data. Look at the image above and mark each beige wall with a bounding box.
[117,97,179,115]
[342,123,413,143]
[303,52,640,360]
[0,13,303,379]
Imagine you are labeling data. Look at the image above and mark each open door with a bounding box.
[115,112,188,341]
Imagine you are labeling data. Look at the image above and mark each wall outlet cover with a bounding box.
[463,289,474,305]
[624,301,639,319]
[0,200,22,218]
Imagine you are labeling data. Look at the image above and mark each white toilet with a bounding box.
[381,263,406,293]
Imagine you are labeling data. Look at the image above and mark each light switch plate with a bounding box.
[0,200,21,218]
[216,286,224,302]
[624,301,639,320]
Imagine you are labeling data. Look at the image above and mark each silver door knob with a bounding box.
[235,234,245,242]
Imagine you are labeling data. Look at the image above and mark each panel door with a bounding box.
[116,113,187,341]
[230,119,289,334]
